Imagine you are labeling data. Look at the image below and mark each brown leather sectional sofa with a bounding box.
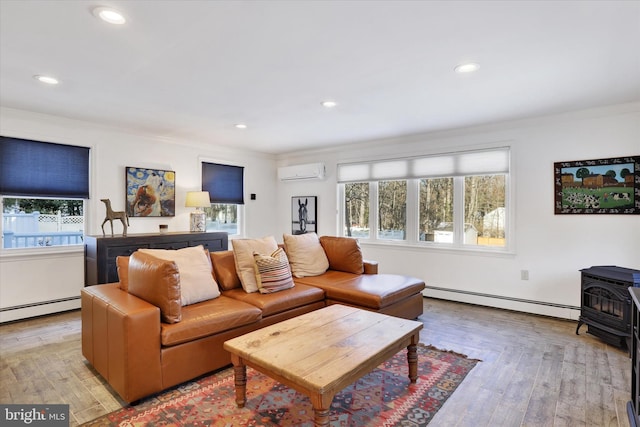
[81,236,425,403]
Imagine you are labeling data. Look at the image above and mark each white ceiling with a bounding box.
[1,1,639,154]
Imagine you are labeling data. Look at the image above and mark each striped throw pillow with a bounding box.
[253,248,295,294]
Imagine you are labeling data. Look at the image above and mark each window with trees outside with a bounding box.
[339,147,510,251]
[1,137,89,250]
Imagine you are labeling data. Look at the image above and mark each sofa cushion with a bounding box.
[319,236,364,274]
[160,295,262,347]
[231,236,279,293]
[210,250,242,291]
[116,256,130,291]
[283,232,329,277]
[294,272,425,310]
[223,283,324,317]
[138,245,220,306]
[128,251,182,323]
[253,248,295,294]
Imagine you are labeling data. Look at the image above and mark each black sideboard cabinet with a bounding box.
[629,287,640,427]
[84,231,228,285]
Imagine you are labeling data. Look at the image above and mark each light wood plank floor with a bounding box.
[0,298,631,426]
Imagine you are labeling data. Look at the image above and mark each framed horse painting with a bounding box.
[126,167,176,217]
[291,196,317,235]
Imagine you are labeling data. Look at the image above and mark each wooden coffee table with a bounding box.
[223,304,423,426]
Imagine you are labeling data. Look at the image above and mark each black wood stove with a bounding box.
[576,265,640,350]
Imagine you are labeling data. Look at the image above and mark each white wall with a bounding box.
[2,103,638,322]
[0,107,278,322]
[275,103,640,319]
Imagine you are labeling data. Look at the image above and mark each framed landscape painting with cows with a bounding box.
[554,155,639,214]
[126,167,176,217]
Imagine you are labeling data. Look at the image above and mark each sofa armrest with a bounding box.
[81,283,163,403]
[363,260,378,274]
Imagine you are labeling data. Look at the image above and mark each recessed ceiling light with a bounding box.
[454,63,480,74]
[321,100,338,108]
[92,7,126,25]
[33,75,59,85]
[235,123,247,129]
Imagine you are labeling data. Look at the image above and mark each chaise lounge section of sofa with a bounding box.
[81,234,425,403]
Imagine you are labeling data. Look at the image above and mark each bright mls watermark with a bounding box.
[1,405,69,426]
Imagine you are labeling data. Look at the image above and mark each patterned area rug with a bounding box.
[84,344,478,426]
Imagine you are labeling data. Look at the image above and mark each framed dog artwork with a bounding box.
[126,167,176,217]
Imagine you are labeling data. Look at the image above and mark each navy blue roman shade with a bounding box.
[0,136,90,199]
[202,162,244,204]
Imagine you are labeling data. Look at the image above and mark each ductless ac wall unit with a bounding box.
[278,162,326,181]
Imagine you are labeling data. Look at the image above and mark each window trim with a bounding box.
[1,135,90,252]
[338,147,513,254]
[199,158,246,238]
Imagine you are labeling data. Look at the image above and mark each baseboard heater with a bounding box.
[0,296,80,312]
[424,285,580,311]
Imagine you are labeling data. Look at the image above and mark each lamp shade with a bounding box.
[185,191,211,208]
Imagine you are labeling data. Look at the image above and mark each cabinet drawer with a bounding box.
[106,244,149,258]
[190,238,225,251]
[150,241,189,250]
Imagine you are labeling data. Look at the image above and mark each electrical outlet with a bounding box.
[521,270,529,281]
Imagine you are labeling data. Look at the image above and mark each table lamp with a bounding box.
[185,191,210,232]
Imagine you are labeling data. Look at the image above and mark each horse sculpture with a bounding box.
[101,199,129,236]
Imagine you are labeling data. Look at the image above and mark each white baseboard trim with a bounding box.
[0,297,80,323]
[423,286,581,320]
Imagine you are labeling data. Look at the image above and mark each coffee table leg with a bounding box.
[313,407,330,426]
[231,355,247,408]
[407,343,418,383]
[311,394,334,426]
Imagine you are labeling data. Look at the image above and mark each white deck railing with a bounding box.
[2,231,84,248]
[2,212,84,248]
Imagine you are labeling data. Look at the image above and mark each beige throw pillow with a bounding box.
[138,245,220,306]
[231,236,279,293]
[283,232,329,278]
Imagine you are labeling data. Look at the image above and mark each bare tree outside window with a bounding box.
[344,182,369,238]
[464,175,506,247]
[419,178,454,242]
[204,203,238,235]
[378,180,406,240]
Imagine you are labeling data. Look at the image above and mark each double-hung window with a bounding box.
[201,161,244,237]
[0,136,90,249]
[339,147,510,251]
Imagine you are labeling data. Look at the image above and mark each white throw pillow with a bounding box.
[283,232,329,278]
[138,245,220,306]
[231,236,279,293]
